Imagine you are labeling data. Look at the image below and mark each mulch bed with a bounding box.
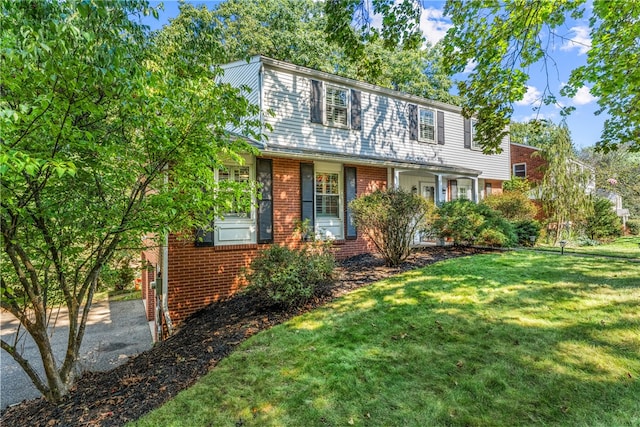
[1,246,490,427]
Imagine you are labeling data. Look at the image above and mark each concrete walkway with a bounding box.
[0,299,152,409]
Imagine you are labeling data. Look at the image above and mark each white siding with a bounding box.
[261,67,511,181]
[219,59,262,135]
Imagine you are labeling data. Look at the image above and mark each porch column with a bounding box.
[436,174,445,204]
[394,168,401,189]
[472,177,479,202]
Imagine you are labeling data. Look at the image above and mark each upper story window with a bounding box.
[326,85,349,128]
[513,163,527,178]
[419,107,436,143]
[218,165,253,218]
[316,172,340,218]
[470,119,481,150]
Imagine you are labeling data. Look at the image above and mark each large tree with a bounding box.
[326,0,640,153]
[207,0,456,103]
[0,0,260,403]
[579,146,640,218]
[538,124,593,243]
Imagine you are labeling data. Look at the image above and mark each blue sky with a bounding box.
[142,0,604,150]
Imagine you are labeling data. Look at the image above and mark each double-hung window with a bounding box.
[419,107,436,143]
[513,163,527,178]
[470,119,482,150]
[326,85,348,128]
[316,172,340,218]
[218,166,252,218]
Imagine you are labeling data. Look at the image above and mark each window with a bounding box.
[218,166,252,218]
[513,163,526,178]
[485,182,492,197]
[470,119,481,149]
[316,172,340,217]
[326,85,348,127]
[419,107,435,143]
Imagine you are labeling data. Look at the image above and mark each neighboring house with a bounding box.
[141,56,511,339]
[510,142,596,193]
[596,189,630,229]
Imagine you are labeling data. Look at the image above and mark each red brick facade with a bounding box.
[510,143,545,183]
[157,157,388,326]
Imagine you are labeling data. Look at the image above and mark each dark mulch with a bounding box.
[1,246,490,427]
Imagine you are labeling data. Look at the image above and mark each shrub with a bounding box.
[245,243,334,307]
[434,199,517,247]
[502,176,531,193]
[585,197,622,240]
[349,188,435,266]
[483,192,538,221]
[626,219,640,236]
[513,220,542,246]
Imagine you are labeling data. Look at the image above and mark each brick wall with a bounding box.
[164,158,388,326]
[510,143,546,183]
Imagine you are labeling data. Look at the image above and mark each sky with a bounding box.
[142,0,605,150]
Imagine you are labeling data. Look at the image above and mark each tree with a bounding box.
[510,119,556,149]
[579,146,640,218]
[327,1,640,152]
[349,188,434,266]
[208,0,456,103]
[538,124,592,243]
[585,197,622,241]
[1,0,261,403]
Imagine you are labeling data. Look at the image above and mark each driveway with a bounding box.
[0,299,152,409]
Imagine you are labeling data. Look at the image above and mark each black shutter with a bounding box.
[409,104,418,140]
[195,223,214,247]
[351,89,361,130]
[300,163,314,227]
[256,158,273,244]
[463,118,471,148]
[344,166,357,239]
[437,111,445,145]
[310,80,323,124]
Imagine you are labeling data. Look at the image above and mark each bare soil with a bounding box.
[1,246,490,427]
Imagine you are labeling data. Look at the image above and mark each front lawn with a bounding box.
[133,252,640,427]
[536,236,640,259]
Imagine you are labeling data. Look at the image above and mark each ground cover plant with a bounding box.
[134,252,640,427]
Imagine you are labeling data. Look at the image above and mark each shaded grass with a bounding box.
[133,252,640,427]
[536,236,640,259]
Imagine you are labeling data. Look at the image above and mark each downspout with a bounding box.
[162,233,173,335]
[161,169,174,335]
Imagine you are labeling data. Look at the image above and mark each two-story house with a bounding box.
[141,56,511,338]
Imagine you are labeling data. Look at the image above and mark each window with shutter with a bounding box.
[418,107,436,143]
[326,85,349,128]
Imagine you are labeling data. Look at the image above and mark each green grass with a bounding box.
[535,236,640,259]
[132,252,640,427]
[94,288,141,303]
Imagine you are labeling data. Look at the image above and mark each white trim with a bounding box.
[418,107,436,144]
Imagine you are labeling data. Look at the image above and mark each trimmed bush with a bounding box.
[483,192,538,221]
[434,199,516,247]
[513,220,542,246]
[349,188,435,266]
[585,197,622,240]
[627,219,640,236]
[245,243,334,307]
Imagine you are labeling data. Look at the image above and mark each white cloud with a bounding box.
[462,60,477,74]
[419,7,452,44]
[515,86,543,106]
[572,85,596,105]
[560,26,591,55]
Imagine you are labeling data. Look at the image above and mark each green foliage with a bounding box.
[482,192,537,222]
[585,197,622,241]
[513,220,541,247]
[98,252,137,292]
[434,199,516,247]
[579,146,640,218]
[539,124,593,243]
[349,188,434,266]
[501,176,531,193]
[0,0,261,403]
[627,219,640,236]
[510,119,557,149]
[245,243,335,307]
